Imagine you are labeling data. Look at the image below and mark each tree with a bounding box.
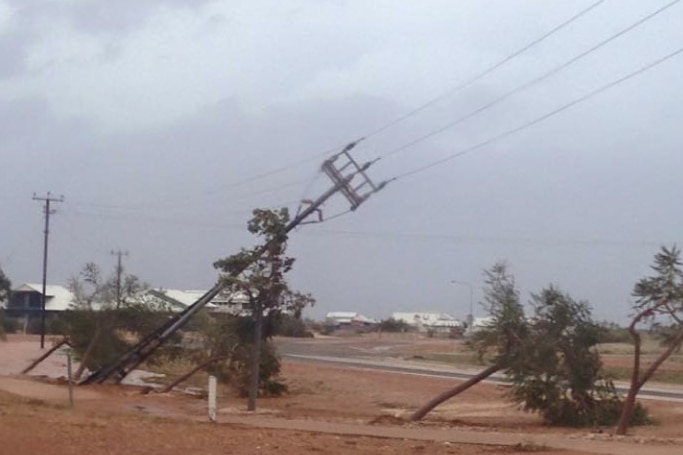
[411,262,528,420]
[61,262,149,379]
[0,267,11,340]
[213,208,313,410]
[616,246,683,435]
[507,287,629,427]
[0,267,10,306]
[378,318,413,333]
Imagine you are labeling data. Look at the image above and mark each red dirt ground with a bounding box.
[2,335,683,455]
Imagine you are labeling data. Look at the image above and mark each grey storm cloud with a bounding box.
[1,0,682,324]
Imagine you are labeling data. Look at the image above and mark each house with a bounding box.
[6,283,73,314]
[470,316,495,332]
[325,311,378,329]
[392,311,463,334]
[143,288,249,315]
[4,283,74,330]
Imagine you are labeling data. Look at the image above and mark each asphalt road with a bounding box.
[275,337,683,402]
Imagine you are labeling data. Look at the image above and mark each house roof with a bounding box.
[326,312,378,324]
[13,283,74,311]
[145,288,248,311]
[392,311,461,327]
[326,311,359,319]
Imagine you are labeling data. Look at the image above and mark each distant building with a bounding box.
[392,312,462,328]
[325,311,378,329]
[392,311,463,334]
[4,283,251,320]
[6,283,73,314]
[143,288,249,314]
[470,316,494,332]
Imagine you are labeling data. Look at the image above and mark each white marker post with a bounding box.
[208,375,217,422]
[66,349,74,408]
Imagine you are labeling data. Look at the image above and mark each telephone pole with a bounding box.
[111,250,129,307]
[33,192,64,349]
[82,141,389,385]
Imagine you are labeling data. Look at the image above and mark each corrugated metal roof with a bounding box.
[326,311,359,319]
[15,283,74,311]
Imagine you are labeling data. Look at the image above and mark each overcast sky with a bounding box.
[2,0,682,322]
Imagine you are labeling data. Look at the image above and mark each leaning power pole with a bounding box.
[82,141,388,385]
[33,192,64,349]
[111,250,129,307]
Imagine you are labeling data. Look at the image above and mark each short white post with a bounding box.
[208,375,217,422]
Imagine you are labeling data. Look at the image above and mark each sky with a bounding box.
[1,0,682,323]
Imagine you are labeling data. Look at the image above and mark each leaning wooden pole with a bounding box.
[157,356,229,394]
[410,363,502,421]
[21,338,70,374]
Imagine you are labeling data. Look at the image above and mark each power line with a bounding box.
[380,0,681,160]
[358,0,607,141]
[304,228,667,249]
[392,44,683,181]
[69,178,311,212]
[65,2,606,213]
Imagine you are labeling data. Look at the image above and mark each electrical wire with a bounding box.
[69,179,311,212]
[358,0,607,141]
[68,2,607,212]
[379,0,681,161]
[304,228,668,248]
[391,44,683,181]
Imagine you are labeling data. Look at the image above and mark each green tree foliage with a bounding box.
[54,262,161,379]
[616,246,683,435]
[0,267,10,306]
[378,318,413,333]
[213,208,314,409]
[506,287,643,427]
[412,263,645,427]
[0,267,11,339]
[468,262,528,365]
[412,262,528,420]
[596,321,632,344]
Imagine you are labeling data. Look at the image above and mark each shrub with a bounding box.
[379,318,413,333]
[272,313,313,338]
[0,311,20,337]
[597,322,632,344]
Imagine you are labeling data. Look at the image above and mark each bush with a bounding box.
[548,398,650,427]
[272,313,313,338]
[597,322,632,344]
[197,314,288,397]
[379,318,412,333]
[220,341,287,397]
[0,311,20,337]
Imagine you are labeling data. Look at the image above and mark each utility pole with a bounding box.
[33,192,64,349]
[451,280,474,333]
[111,250,128,308]
[82,141,389,385]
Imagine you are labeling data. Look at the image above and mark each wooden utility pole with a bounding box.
[33,192,64,349]
[111,250,128,307]
[82,142,389,385]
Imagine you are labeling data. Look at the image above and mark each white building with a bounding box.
[392,311,463,332]
[325,311,378,327]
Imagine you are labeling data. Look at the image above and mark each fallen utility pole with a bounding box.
[81,144,387,385]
